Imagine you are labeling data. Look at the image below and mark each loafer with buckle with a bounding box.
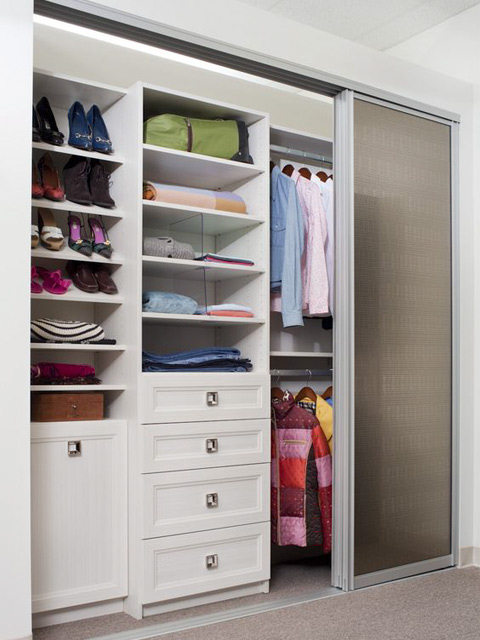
[68,101,92,151]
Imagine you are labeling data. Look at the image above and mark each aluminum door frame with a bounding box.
[332,90,459,591]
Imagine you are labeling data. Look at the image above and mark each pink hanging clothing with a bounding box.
[271,170,329,316]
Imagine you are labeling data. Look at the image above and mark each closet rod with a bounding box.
[270,144,333,166]
[270,369,333,377]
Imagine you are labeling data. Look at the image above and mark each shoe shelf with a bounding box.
[270,351,334,358]
[143,144,264,190]
[142,256,264,282]
[31,245,124,266]
[30,343,127,352]
[142,312,266,327]
[142,200,263,235]
[32,141,125,165]
[32,198,124,220]
[30,384,127,392]
[31,289,124,304]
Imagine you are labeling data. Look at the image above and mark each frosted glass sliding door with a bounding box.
[352,98,453,586]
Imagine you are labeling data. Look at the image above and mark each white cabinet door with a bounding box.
[142,464,270,538]
[31,420,127,613]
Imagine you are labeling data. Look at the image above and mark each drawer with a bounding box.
[142,522,270,603]
[140,373,269,424]
[141,419,270,473]
[142,464,270,538]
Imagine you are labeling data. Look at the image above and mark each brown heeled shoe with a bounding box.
[38,153,64,202]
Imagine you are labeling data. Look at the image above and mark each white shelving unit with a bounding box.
[142,312,266,326]
[30,71,131,618]
[142,256,264,281]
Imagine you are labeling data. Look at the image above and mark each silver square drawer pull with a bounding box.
[67,441,81,457]
[206,438,218,453]
[206,554,218,569]
[206,391,219,406]
[206,492,219,508]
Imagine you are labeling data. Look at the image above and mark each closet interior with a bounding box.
[29,25,337,634]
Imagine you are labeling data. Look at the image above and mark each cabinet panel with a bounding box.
[31,420,127,612]
[141,419,269,472]
[142,523,270,603]
[140,373,269,424]
[142,464,269,538]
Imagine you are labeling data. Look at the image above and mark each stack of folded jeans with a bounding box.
[142,347,252,373]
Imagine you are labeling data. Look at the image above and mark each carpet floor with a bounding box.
[153,566,480,640]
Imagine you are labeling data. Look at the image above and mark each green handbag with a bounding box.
[143,113,253,164]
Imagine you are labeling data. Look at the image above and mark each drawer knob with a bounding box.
[206,438,219,453]
[206,391,219,406]
[206,554,218,569]
[206,492,219,508]
[67,440,81,457]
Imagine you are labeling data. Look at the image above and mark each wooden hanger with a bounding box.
[316,171,329,183]
[297,370,316,402]
[327,173,333,181]
[282,164,295,177]
[271,386,285,401]
[322,385,333,400]
[299,167,311,180]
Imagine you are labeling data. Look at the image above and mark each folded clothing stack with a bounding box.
[143,236,195,260]
[142,347,252,373]
[195,304,254,318]
[142,291,198,314]
[143,181,247,214]
[31,362,101,385]
[194,254,254,266]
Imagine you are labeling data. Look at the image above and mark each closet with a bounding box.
[29,26,456,632]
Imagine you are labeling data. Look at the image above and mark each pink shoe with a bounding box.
[31,266,43,294]
[36,267,72,295]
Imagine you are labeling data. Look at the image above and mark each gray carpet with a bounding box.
[153,567,480,640]
[34,558,333,639]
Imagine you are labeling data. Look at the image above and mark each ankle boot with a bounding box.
[63,156,92,206]
[89,159,115,208]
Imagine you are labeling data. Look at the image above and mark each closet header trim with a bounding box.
[34,0,460,122]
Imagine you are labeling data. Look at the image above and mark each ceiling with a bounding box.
[236,0,480,50]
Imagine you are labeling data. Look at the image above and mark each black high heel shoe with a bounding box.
[36,96,65,146]
[32,105,41,142]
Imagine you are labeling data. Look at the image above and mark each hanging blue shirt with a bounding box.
[270,166,304,327]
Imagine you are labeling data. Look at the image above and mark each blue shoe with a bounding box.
[87,105,113,154]
[68,101,92,151]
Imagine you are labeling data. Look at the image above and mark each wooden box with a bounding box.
[31,392,104,422]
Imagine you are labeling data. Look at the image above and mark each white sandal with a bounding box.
[31,224,39,249]
[38,209,64,251]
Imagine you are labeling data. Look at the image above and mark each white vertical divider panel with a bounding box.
[0,2,33,638]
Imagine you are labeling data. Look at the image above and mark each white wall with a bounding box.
[389,4,480,557]
[49,0,476,553]
[0,2,33,639]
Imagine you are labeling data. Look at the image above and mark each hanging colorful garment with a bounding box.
[271,392,332,552]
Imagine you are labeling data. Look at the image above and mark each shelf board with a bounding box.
[142,200,263,235]
[31,384,126,392]
[143,144,264,190]
[270,124,333,158]
[142,312,265,327]
[32,245,124,266]
[142,256,263,281]
[270,351,334,358]
[32,198,124,220]
[31,289,123,304]
[31,418,125,428]
[32,141,125,164]
[30,343,126,352]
